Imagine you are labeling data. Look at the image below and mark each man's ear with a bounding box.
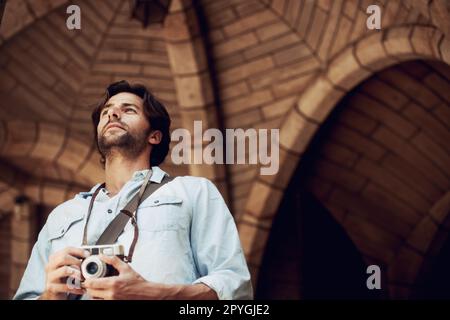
[148,130,162,145]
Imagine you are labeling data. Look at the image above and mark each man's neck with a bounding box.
[104,152,150,197]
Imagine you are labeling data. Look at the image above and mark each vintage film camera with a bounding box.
[80,244,125,280]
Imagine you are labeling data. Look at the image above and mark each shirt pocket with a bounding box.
[47,213,84,243]
[137,195,188,232]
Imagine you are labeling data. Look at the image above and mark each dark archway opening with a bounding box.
[413,229,450,299]
[255,80,386,300]
[255,166,381,299]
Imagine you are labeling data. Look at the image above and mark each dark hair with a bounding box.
[91,80,171,167]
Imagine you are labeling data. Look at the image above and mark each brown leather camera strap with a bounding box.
[81,170,173,262]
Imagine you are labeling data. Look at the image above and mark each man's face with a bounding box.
[97,92,151,160]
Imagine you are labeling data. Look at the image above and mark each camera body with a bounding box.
[80,244,125,280]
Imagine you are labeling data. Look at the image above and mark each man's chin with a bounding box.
[99,135,127,148]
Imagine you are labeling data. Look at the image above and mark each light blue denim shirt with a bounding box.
[14,167,253,300]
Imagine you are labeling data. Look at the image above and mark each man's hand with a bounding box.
[40,247,90,300]
[83,255,218,300]
[83,254,148,300]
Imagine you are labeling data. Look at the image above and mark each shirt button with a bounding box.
[60,229,65,234]
[154,200,159,204]
[107,209,113,214]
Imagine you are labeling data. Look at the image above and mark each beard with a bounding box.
[98,125,151,161]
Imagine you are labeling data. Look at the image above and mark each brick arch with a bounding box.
[0,0,70,42]
[0,120,103,185]
[404,0,450,38]
[389,191,450,294]
[238,25,450,286]
[0,0,123,126]
[0,0,188,204]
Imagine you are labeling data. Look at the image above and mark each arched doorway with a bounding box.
[254,59,450,299]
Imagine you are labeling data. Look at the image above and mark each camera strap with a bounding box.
[82,170,174,262]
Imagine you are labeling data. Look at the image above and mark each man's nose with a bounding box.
[107,106,120,120]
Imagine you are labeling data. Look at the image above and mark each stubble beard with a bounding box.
[98,127,150,161]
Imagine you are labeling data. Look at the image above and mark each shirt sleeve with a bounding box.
[13,222,50,300]
[190,178,253,300]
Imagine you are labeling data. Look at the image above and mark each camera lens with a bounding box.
[81,256,107,279]
[85,262,99,275]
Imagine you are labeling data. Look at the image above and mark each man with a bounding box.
[14,80,253,300]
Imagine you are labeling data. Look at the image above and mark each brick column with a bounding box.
[165,0,229,203]
[9,195,36,298]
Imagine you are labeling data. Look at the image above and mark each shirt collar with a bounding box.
[131,166,168,183]
[79,166,169,198]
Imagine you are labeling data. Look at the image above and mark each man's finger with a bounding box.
[48,266,81,283]
[63,247,91,259]
[47,248,90,270]
[47,283,85,296]
[67,288,85,296]
[83,276,116,290]
[99,254,128,273]
[86,288,108,300]
[47,254,82,271]
[61,247,91,258]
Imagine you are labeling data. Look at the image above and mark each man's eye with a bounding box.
[101,109,108,116]
[125,108,136,113]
